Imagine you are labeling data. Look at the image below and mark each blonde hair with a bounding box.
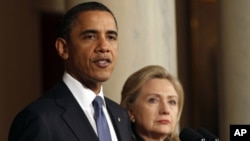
[120,65,184,141]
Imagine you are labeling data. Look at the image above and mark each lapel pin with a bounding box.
[117,117,121,122]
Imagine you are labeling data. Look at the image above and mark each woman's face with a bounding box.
[129,78,179,139]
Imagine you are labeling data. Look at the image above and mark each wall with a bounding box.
[0,1,41,141]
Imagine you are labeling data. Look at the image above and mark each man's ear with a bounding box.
[55,38,69,60]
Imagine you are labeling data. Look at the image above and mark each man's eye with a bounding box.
[108,35,117,41]
[83,34,95,40]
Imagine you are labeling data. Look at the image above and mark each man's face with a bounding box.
[64,11,118,85]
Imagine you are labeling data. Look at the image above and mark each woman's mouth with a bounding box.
[158,120,170,124]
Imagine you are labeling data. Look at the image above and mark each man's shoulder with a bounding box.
[21,81,68,114]
[104,97,120,107]
[104,97,127,114]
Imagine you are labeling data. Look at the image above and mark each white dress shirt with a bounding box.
[63,72,118,141]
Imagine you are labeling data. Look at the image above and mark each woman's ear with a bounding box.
[55,38,69,60]
[128,109,135,123]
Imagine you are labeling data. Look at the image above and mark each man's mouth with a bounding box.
[93,58,111,68]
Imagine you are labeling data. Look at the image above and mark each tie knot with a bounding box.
[93,96,104,110]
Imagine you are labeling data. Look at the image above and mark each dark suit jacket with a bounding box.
[9,81,132,141]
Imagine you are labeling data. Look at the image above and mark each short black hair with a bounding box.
[59,2,117,40]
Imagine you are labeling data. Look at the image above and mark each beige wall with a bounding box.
[0,1,41,141]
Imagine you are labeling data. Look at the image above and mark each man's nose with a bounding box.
[95,37,110,53]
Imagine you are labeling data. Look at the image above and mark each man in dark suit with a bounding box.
[9,2,132,141]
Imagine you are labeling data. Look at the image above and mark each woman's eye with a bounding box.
[169,100,177,105]
[148,98,157,103]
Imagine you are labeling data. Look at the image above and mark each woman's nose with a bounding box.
[159,102,170,115]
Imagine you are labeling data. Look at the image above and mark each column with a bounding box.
[66,0,177,103]
[219,0,250,140]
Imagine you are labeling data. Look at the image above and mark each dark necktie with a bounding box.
[92,96,112,141]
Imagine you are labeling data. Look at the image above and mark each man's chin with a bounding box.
[95,74,112,82]
[98,77,111,82]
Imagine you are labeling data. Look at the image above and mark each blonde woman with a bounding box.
[121,65,184,141]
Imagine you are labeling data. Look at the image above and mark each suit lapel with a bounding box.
[105,97,130,141]
[54,81,98,141]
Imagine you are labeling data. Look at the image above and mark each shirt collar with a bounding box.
[62,72,106,109]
